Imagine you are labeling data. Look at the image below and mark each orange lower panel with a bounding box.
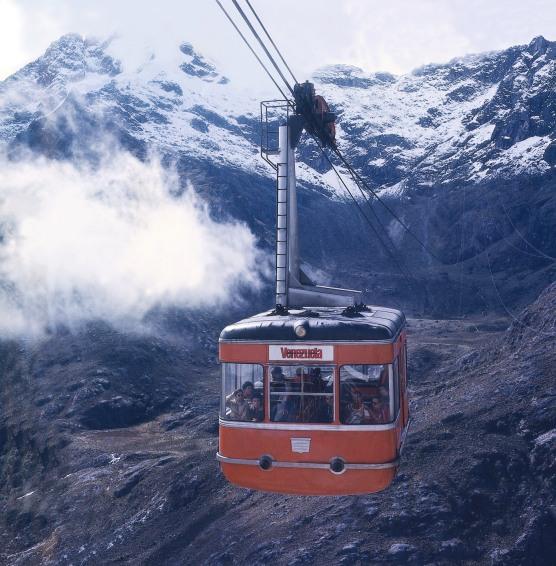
[219,424,401,495]
[221,463,397,495]
[220,425,400,462]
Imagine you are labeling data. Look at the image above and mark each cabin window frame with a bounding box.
[391,357,400,419]
[267,363,336,424]
[220,362,265,422]
[339,361,400,426]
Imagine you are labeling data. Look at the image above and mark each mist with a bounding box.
[0,151,266,337]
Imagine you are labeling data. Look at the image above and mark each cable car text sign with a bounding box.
[269,344,334,362]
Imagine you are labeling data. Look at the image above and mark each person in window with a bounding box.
[240,381,263,421]
[253,378,264,398]
[249,396,263,421]
[242,381,254,400]
[345,389,370,424]
[309,367,323,391]
[368,396,389,424]
[301,395,318,422]
[271,366,284,379]
[378,386,391,421]
[270,367,287,421]
[270,367,286,391]
[273,381,293,421]
[225,389,250,421]
[316,394,334,423]
[293,367,304,383]
[307,368,328,421]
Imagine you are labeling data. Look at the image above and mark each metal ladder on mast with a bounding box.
[275,126,289,307]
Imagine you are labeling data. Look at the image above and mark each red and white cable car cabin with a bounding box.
[217,305,409,495]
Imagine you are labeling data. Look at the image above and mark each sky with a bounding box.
[1,0,556,89]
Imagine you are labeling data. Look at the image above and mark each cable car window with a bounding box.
[393,356,400,418]
[340,364,393,425]
[269,366,334,423]
[221,363,264,422]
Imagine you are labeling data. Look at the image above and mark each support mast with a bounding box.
[273,121,361,309]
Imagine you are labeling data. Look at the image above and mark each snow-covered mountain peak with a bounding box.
[6,34,121,89]
[178,42,229,84]
[311,36,556,192]
[1,34,556,197]
[527,35,552,55]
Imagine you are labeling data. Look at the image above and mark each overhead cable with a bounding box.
[219,0,419,286]
[215,0,291,101]
[333,147,443,263]
[244,0,298,84]
[230,0,295,95]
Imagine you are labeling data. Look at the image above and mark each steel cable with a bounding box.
[215,0,291,102]
[244,0,299,84]
[218,0,422,289]
[230,0,295,95]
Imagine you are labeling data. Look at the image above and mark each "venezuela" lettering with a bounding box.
[280,347,323,359]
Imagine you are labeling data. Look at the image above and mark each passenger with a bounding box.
[270,367,286,394]
[271,366,285,382]
[301,394,319,422]
[378,386,391,421]
[345,390,370,424]
[241,381,254,400]
[250,380,264,421]
[316,394,334,423]
[273,392,293,421]
[270,368,284,420]
[368,396,389,424]
[309,367,323,391]
[249,396,263,421]
[225,388,250,421]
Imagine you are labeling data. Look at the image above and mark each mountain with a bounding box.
[1,35,555,566]
[1,34,556,316]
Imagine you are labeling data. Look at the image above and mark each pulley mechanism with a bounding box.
[289,81,337,149]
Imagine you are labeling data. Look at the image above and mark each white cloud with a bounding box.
[0,152,267,336]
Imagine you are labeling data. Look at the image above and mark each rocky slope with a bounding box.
[1,34,555,315]
[0,282,554,565]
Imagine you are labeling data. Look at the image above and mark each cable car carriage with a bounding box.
[217,87,410,495]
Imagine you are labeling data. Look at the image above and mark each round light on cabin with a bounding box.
[294,322,307,338]
[330,457,346,475]
[259,455,273,471]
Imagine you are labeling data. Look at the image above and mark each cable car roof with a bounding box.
[220,305,405,342]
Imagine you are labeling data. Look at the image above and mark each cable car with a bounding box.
[218,305,409,495]
[217,87,410,495]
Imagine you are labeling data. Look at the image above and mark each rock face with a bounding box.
[315,36,556,188]
[1,35,556,316]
